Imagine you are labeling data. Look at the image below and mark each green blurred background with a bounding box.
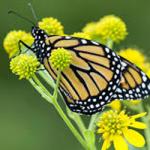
[1,0,150,150]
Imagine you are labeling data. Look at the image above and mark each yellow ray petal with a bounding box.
[108,100,121,111]
[129,121,147,129]
[131,112,147,119]
[113,135,128,150]
[123,129,145,147]
[102,138,111,150]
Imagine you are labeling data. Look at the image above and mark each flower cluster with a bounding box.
[82,15,127,44]
[3,30,33,58]
[49,48,72,71]
[10,54,40,79]
[38,17,64,35]
[97,110,146,150]
[72,32,91,40]
[119,48,150,77]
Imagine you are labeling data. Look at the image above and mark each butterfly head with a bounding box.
[31,26,48,39]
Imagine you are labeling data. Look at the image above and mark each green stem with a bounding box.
[88,113,99,131]
[107,39,113,49]
[67,109,87,135]
[138,102,150,150]
[32,74,53,99]
[38,70,55,88]
[30,74,88,150]
[53,100,89,150]
[53,70,61,99]
[28,78,52,102]
[67,109,97,150]
[73,115,87,134]
[38,70,64,101]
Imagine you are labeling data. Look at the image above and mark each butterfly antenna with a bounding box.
[28,2,38,22]
[8,10,35,26]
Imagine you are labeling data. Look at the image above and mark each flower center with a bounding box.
[98,110,129,136]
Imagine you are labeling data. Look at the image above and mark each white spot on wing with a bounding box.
[81,39,87,44]
[105,47,110,53]
[91,41,99,45]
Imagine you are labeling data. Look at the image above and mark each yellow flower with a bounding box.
[38,17,64,35]
[3,30,33,58]
[82,22,98,39]
[96,15,127,43]
[49,48,72,71]
[72,32,91,40]
[141,62,150,78]
[119,48,150,77]
[10,54,40,79]
[97,110,146,150]
[119,48,145,67]
[108,100,121,111]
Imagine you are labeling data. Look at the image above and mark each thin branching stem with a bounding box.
[29,74,89,150]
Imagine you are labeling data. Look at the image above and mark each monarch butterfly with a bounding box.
[17,26,150,115]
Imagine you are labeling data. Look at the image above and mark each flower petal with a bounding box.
[108,100,121,111]
[131,112,147,119]
[113,135,128,150]
[123,129,145,147]
[129,121,147,129]
[102,138,111,150]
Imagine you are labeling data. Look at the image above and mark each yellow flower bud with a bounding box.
[96,15,127,43]
[49,48,72,71]
[3,30,33,58]
[38,17,64,35]
[10,54,40,79]
[82,22,98,40]
[72,32,91,40]
[118,48,150,76]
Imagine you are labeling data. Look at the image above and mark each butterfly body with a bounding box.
[28,26,150,115]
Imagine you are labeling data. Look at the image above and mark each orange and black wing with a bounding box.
[112,56,150,100]
[44,35,122,114]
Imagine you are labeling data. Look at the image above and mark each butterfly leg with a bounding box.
[37,68,45,72]
[10,40,32,60]
[18,40,33,54]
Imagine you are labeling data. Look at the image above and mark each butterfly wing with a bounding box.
[44,36,122,114]
[112,56,150,100]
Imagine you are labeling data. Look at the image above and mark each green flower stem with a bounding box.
[86,114,99,150]
[29,78,52,103]
[73,115,87,134]
[53,70,61,99]
[88,114,99,131]
[29,74,89,150]
[38,70,64,101]
[32,74,53,99]
[107,39,113,49]
[38,70,55,88]
[83,130,97,150]
[138,102,150,150]
[68,110,97,150]
[40,69,97,150]
[67,109,86,134]
[67,109,97,150]
[52,100,89,150]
